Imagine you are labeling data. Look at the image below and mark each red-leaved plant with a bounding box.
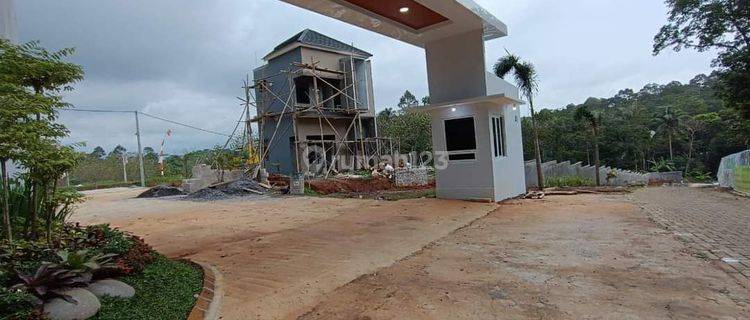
[10,263,90,305]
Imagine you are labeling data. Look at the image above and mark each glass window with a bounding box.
[492,116,506,157]
[444,117,476,151]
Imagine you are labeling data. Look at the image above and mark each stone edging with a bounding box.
[187,261,224,320]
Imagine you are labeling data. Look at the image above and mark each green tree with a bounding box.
[209,146,242,182]
[653,0,750,118]
[518,73,748,180]
[655,107,680,161]
[574,106,603,186]
[494,53,545,188]
[143,147,158,162]
[109,145,127,158]
[421,96,430,105]
[398,90,418,109]
[0,85,51,240]
[0,39,83,240]
[378,92,432,155]
[682,114,710,172]
[25,142,81,242]
[90,146,106,159]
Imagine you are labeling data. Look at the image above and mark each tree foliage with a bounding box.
[523,74,749,180]
[654,0,750,118]
[377,91,432,156]
[0,39,84,242]
[574,106,602,185]
[494,53,545,188]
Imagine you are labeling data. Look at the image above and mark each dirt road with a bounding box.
[300,193,750,319]
[74,188,497,319]
[75,187,750,319]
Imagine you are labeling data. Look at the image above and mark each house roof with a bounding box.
[265,29,372,60]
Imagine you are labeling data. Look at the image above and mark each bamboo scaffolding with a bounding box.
[248,55,394,177]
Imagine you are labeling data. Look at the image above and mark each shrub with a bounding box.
[11,263,91,305]
[80,224,134,256]
[115,235,154,275]
[686,170,713,182]
[544,175,594,188]
[55,249,117,280]
[0,240,59,281]
[0,286,44,320]
[146,175,184,187]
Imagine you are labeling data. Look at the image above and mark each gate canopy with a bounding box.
[280,0,508,47]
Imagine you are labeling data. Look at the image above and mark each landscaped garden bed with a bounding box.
[1,224,203,320]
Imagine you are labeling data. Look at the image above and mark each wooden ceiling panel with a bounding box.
[341,0,449,30]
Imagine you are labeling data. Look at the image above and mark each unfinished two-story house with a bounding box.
[252,29,387,175]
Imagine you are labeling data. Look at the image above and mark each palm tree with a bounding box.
[494,54,544,188]
[574,106,602,186]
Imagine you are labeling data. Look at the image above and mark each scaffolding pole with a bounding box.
[248,56,393,177]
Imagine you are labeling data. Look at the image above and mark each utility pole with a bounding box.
[245,75,253,147]
[134,111,146,187]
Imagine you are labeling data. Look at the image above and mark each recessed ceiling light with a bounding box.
[451,107,456,112]
[399,7,410,13]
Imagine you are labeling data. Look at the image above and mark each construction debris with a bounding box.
[136,185,185,198]
[523,191,546,199]
[523,186,631,199]
[393,167,430,187]
[185,176,271,201]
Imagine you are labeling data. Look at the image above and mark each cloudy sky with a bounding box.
[14,0,716,154]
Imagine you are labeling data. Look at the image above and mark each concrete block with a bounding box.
[394,167,429,187]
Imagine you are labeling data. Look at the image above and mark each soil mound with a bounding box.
[137,185,185,198]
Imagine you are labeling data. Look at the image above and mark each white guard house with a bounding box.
[281,0,527,202]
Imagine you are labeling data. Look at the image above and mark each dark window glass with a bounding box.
[448,153,476,161]
[444,117,476,151]
[492,118,499,157]
[492,117,507,157]
[306,135,335,141]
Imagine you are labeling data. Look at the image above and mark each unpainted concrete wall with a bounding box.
[182,164,244,193]
[524,160,654,188]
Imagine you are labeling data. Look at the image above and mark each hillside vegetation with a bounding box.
[522,74,750,180]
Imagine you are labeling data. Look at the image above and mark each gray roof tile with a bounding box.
[273,29,372,58]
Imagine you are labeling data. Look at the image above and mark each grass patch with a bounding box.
[382,189,436,200]
[544,175,594,188]
[74,180,139,191]
[304,187,321,197]
[92,255,203,320]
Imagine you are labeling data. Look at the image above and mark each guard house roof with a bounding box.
[280,0,508,47]
[409,93,524,114]
[264,29,373,61]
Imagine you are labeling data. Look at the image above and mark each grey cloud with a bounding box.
[16,0,717,152]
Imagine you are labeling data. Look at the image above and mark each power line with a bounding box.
[62,108,133,113]
[60,107,232,137]
[139,112,231,137]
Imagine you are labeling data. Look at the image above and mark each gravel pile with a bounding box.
[185,187,230,201]
[185,177,268,201]
[137,185,185,198]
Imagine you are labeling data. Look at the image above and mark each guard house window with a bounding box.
[444,117,476,161]
[491,116,506,157]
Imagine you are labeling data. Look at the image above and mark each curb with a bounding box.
[187,261,224,320]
